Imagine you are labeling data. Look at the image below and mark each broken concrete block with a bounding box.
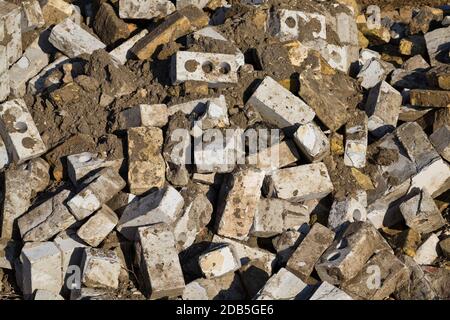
[269,9,326,42]
[400,190,445,234]
[293,122,330,162]
[365,81,402,138]
[173,185,212,251]
[410,6,443,34]
[316,222,392,285]
[253,198,309,237]
[94,3,131,45]
[1,158,49,239]
[127,126,165,195]
[0,1,22,66]
[117,186,184,240]
[216,169,265,240]
[299,63,362,131]
[328,191,367,231]
[119,0,175,19]
[137,223,185,299]
[344,110,368,168]
[182,272,246,300]
[118,104,168,129]
[193,100,229,130]
[49,18,106,58]
[409,89,450,108]
[414,234,440,265]
[247,76,315,128]
[21,242,62,299]
[172,51,239,87]
[410,158,450,200]
[8,38,50,97]
[199,244,241,279]
[53,230,86,285]
[246,140,299,173]
[109,29,148,65]
[34,289,64,300]
[27,55,69,95]
[40,0,77,26]
[255,268,312,300]
[341,250,409,300]
[359,48,381,67]
[21,0,45,32]
[310,281,353,300]
[0,99,47,163]
[396,122,440,172]
[77,206,118,247]
[430,125,450,162]
[272,229,303,264]
[211,235,276,275]
[0,239,20,269]
[18,189,76,242]
[286,223,335,281]
[130,9,207,60]
[357,58,394,89]
[194,128,242,174]
[265,163,333,202]
[67,168,126,220]
[67,152,123,185]
[81,248,121,290]
[168,95,226,116]
[424,26,450,66]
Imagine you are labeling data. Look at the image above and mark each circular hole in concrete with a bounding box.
[14,122,28,133]
[285,16,297,28]
[327,252,341,261]
[201,61,214,74]
[78,154,92,163]
[218,62,231,75]
[184,59,198,72]
[353,209,362,221]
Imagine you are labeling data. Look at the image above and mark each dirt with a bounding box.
[357,0,449,10]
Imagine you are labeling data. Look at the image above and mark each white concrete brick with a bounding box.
[199,245,241,278]
[193,100,229,131]
[216,169,265,240]
[137,223,185,299]
[53,230,87,282]
[366,81,402,138]
[414,234,440,265]
[247,76,315,128]
[49,18,106,58]
[357,58,394,89]
[81,248,121,290]
[246,140,299,173]
[0,1,22,66]
[18,189,76,242]
[0,98,47,163]
[270,9,326,42]
[117,186,184,240]
[310,281,353,300]
[77,205,118,247]
[424,26,450,67]
[118,104,168,129]
[255,268,312,300]
[266,163,333,202]
[27,56,69,95]
[34,289,64,300]
[168,95,226,116]
[9,38,50,97]
[21,242,62,299]
[119,0,175,19]
[110,29,149,65]
[67,168,126,220]
[172,51,239,87]
[67,152,123,185]
[293,121,330,162]
[344,111,368,168]
[21,0,45,32]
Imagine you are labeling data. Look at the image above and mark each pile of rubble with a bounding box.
[0,0,449,300]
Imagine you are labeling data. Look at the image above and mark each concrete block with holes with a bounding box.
[0,99,47,164]
[172,51,239,87]
[315,222,392,285]
[67,152,123,185]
